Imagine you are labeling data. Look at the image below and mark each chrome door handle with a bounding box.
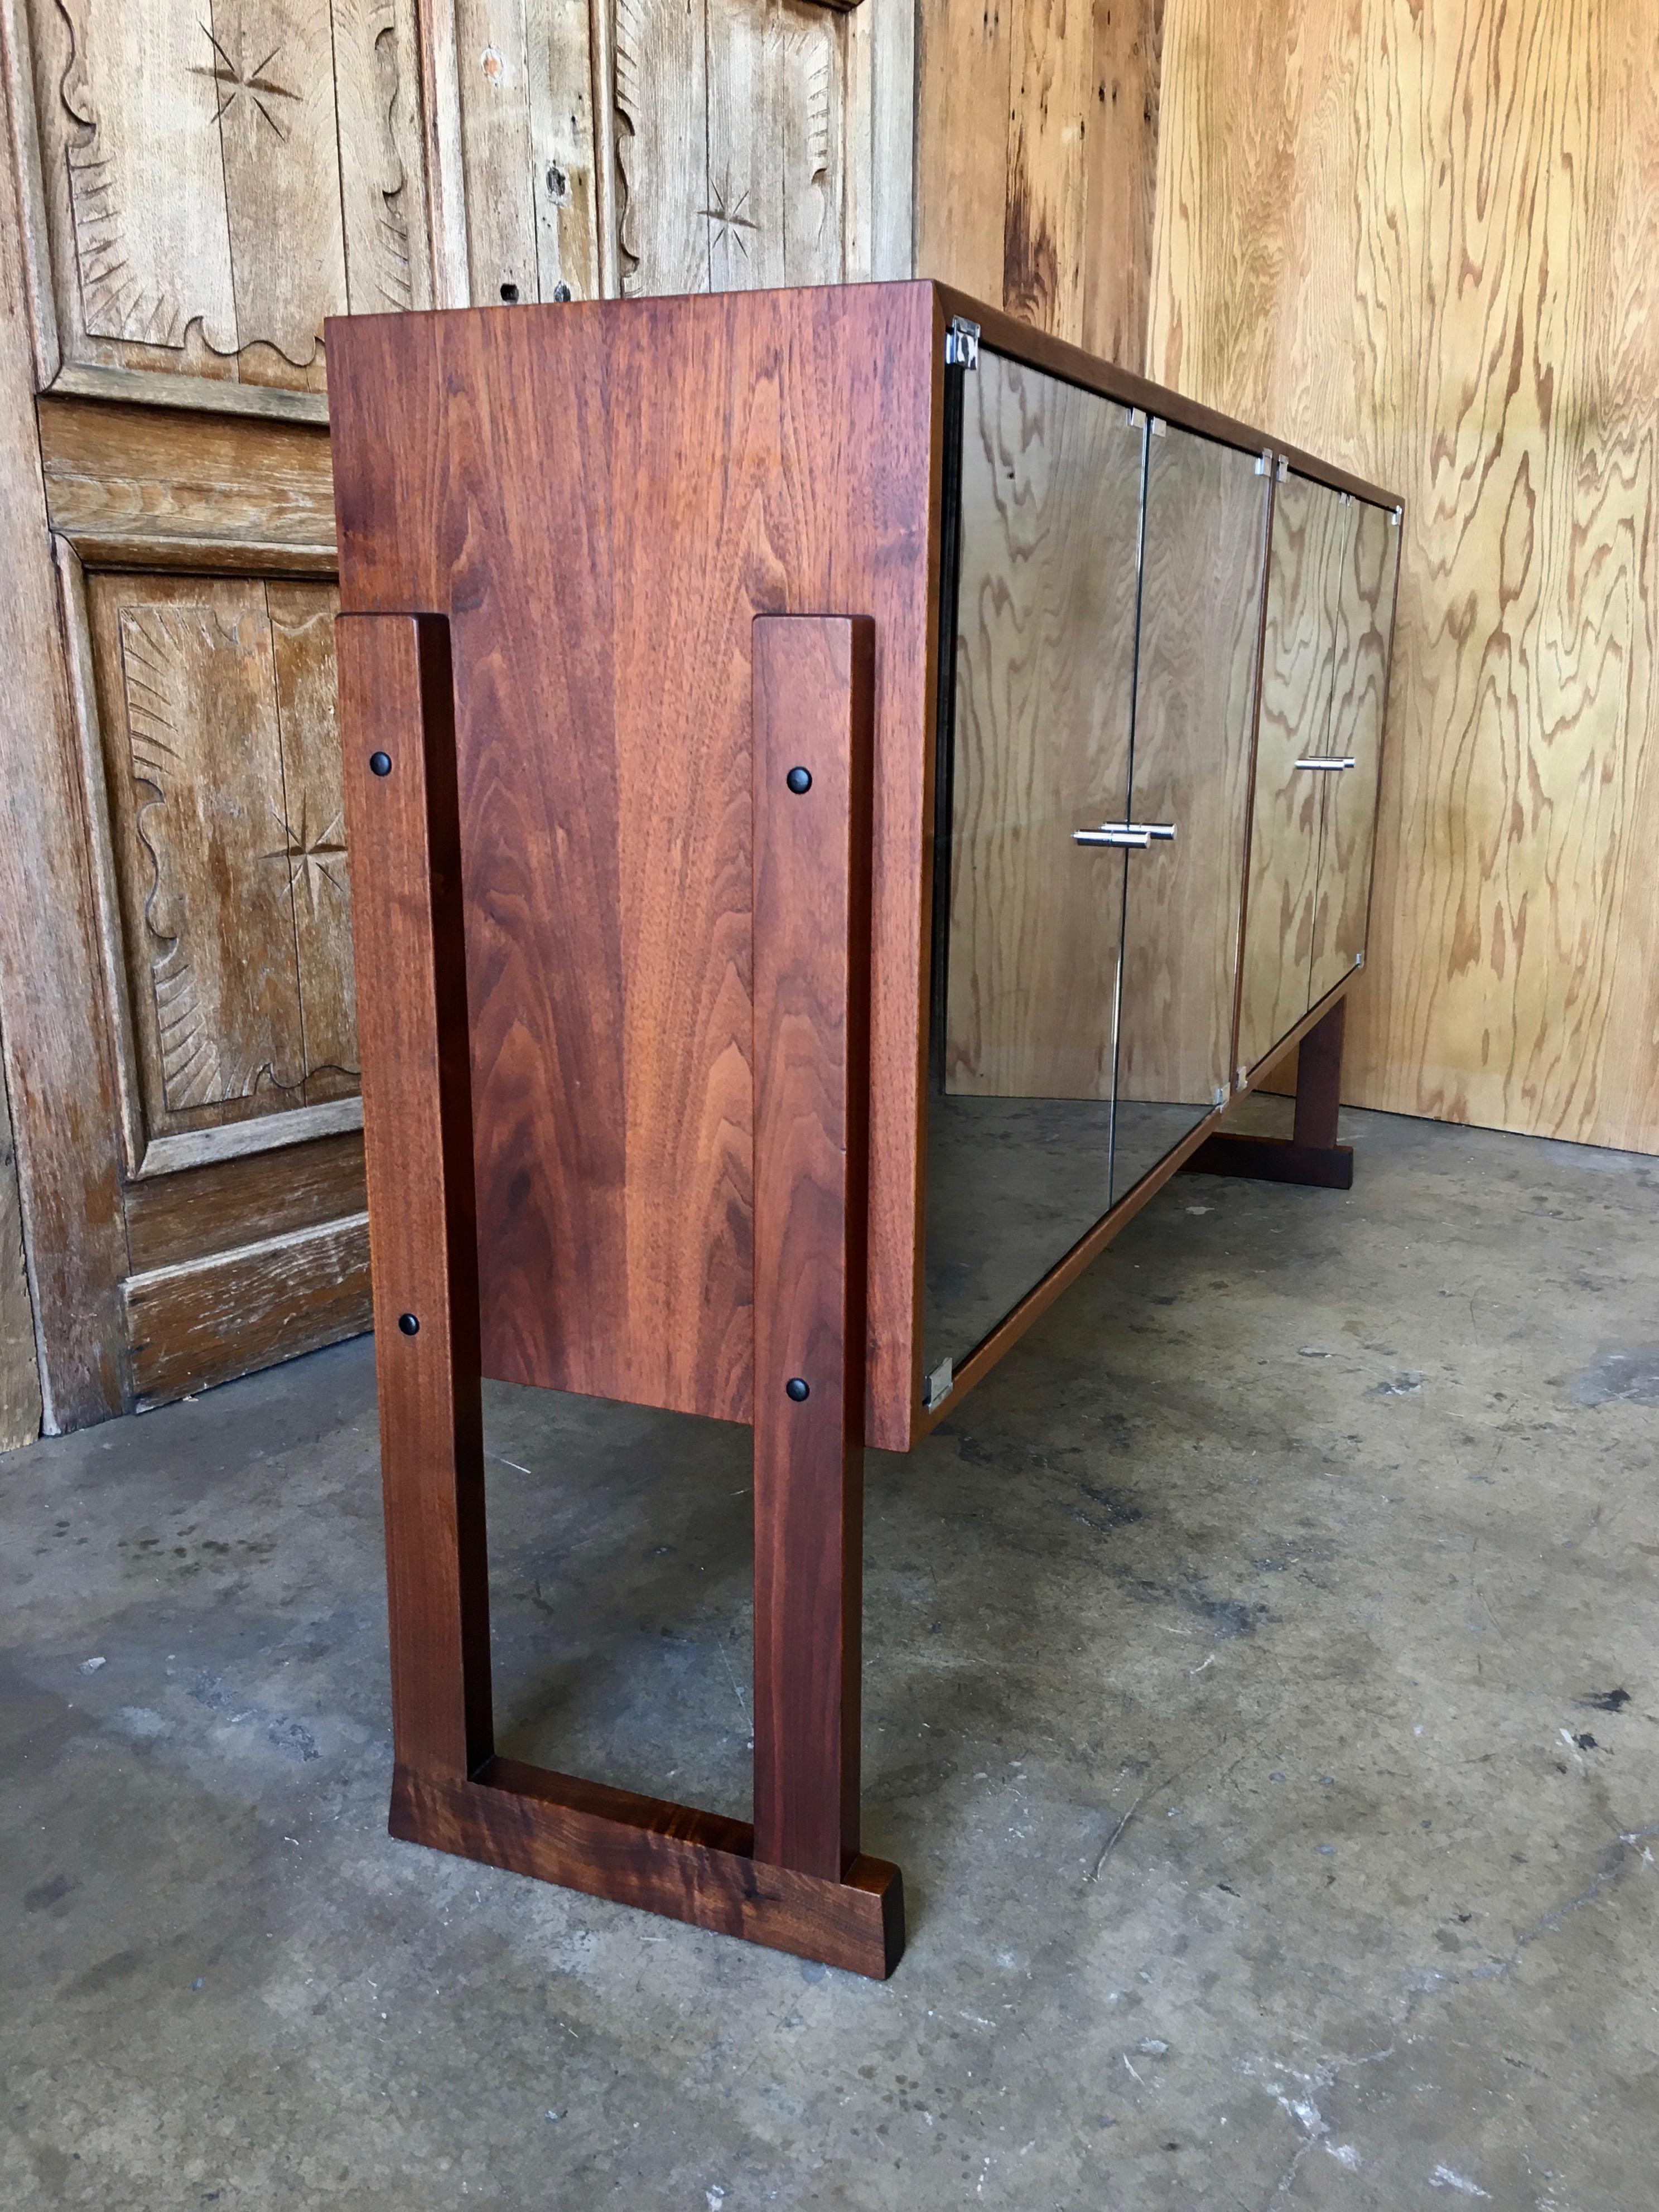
[1294,756,1357,771]
[1072,821,1177,850]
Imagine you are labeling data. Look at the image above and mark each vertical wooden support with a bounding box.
[337,606,900,1977]
[751,614,875,1883]
[1182,987,1356,1189]
[1291,994,1345,1152]
[336,614,494,1790]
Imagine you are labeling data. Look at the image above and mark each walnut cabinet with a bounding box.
[329,281,1401,1976]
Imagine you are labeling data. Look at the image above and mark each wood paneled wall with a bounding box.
[1149,0,1659,1153]
[916,0,1164,365]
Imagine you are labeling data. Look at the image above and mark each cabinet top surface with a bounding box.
[325,280,1401,520]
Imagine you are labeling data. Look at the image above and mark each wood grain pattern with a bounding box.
[0,43,126,1427]
[1115,419,1266,1115]
[122,1127,365,1271]
[1081,0,1164,366]
[1309,499,1397,1003]
[914,0,1012,306]
[85,574,358,1142]
[122,1208,370,1408]
[268,582,359,1095]
[336,611,492,1780]
[25,0,432,394]
[1234,471,1347,1074]
[614,0,853,299]
[945,347,1144,1099]
[915,0,1165,358]
[0,1068,41,1447]
[37,394,336,569]
[751,615,871,1880]
[392,1760,903,1977]
[1150,0,1659,1152]
[1002,0,1093,339]
[329,286,938,1450]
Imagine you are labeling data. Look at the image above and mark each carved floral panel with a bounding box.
[31,0,430,387]
[87,574,358,1144]
[611,0,848,297]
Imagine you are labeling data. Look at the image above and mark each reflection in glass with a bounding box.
[1235,474,1351,1074]
[1110,422,1270,1199]
[923,352,1144,1381]
[1309,501,1399,1002]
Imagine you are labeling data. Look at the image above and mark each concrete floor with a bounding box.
[4,1103,1658,2210]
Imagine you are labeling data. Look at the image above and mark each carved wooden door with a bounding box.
[0,0,891,1427]
[0,0,442,1416]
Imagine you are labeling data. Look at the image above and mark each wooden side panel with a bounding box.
[329,286,939,1450]
[1310,500,1397,1001]
[1235,473,1347,1075]
[751,615,871,1881]
[1116,423,1266,1111]
[336,611,491,1781]
[1150,0,1659,1153]
[944,350,1144,1099]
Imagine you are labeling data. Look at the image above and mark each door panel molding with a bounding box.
[0,69,127,1427]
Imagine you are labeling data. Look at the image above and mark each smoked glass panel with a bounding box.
[923,352,1145,1387]
[1309,500,1400,1002]
[1111,421,1270,1199]
[1235,474,1351,1075]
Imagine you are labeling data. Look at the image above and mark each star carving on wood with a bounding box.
[701,178,759,263]
[191,23,301,138]
[265,798,348,912]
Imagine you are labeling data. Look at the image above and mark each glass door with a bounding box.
[1111,419,1271,1199]
[1235,472,1352,1075]
[1309,499,1400,1002]
[923,349,1146,1394]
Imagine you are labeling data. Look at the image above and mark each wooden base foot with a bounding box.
[390,1761,905,1979]
[1181,1131,1354,1189]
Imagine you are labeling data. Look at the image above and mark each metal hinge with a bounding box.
[1213,1084,1229,1109]
[1150,415,1168,438]
[1125,405,1146,431]
[945,317,980,369]
[1355,951,1366,969]
[1255,447,1274,476]
[1391,504,1403,527]
[923,1357,953,1411]
[1276,454,1289,482]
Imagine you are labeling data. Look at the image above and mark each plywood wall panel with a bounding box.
[1080,0,1163,368]
[917,0,1165,360]
[1150,0,1659,1153]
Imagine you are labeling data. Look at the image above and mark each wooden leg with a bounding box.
[751,614,871,1881]
[1184,994,1354,1190]
[337,614,493,1784]
[340,610,900,1979]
